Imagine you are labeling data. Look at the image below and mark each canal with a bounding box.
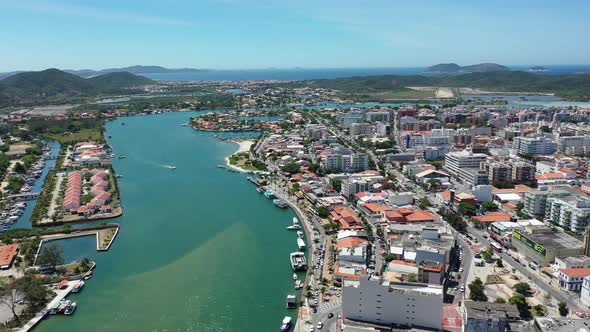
[37,111,306,332]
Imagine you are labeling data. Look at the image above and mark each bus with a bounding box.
[490,242,503,253]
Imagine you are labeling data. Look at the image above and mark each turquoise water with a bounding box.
[37,111,306,332]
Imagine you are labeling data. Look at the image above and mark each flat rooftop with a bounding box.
[526,230,583,250]
[535,317,590,332]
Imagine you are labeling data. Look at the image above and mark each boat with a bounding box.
[297,238,306,250]
[168,165,177,170]
[64,302,77,315]
[83,271,93,280]
[290,252,307,271]
[121,122,125,125]
[293,273,298,281]
[280,316,292,331]
[273,199,288,209]
[118,155,126,159]
[286,295,297,309]
[71,281,85,293]
[263,190,275,199]
[286,225,301,230]
[115,174,123,178]
[295,280,302,289]
[256,187,264,193]
[292,217,299,225]
[297,231,304,238]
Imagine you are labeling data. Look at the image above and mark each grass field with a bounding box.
[43,128,103,144]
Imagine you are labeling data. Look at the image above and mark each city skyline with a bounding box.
[1,0,589,71]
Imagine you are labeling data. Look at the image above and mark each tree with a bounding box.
[426,179,442,190]
[384,254,395,262]
[558,301,568,317]
[532,304,546,317]
[316,206,329,218]
[407,273,417,282]
[15,275,51,310]
[36,243,64,269]
[481,201,498,212]
[14,162,26,174]
[509,293,530,318]
[330,179,342,192]
[281,162,301,175]
[496,258,504,268]
[494,298,506,304]
[480,248,493,261]
[458,202,476,216]
[418,197,432,210]
[469,277,488,302]
[514,282,531,295]
[0,282,21,324]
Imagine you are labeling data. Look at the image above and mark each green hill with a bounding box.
[0,68,154,107]
[290,71,590,101]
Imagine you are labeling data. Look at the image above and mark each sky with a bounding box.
[0,0,589,71]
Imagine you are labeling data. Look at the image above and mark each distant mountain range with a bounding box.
[0,65,209,80]
[0,68,154,107]
[426,63,510,73]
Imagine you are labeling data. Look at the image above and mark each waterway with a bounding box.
[9,141,60,230]
[37,111,307,332]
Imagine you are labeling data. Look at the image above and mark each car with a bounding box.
[309,326,315,332]
[328,313,334,319]
[338,314,341,319]
[460,283,465,292]
[459,267,464,273]
[317,322,324,329]
[312,307,318,313]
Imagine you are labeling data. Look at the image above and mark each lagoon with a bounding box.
[37,111,305,332]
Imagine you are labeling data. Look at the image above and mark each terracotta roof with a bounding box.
[363,203,392,213]
[535,172,567,180]
[337,237,369,248]
[473,211,513,223]
[0,244,18,267]
[406,210,435,222]
[560,267,590,277]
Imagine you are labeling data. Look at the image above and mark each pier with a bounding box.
[6,192,40,201]
[18,281,77,332]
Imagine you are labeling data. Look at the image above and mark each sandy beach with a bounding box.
[224,139,257,173]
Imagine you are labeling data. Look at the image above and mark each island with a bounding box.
[426,62,510,73]
[529,66,548,72]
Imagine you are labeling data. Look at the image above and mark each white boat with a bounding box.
[293,273,298,281]
[286,225,301,230]
[64,302,77,315]
[71,281,85,293]
[280,316,292,331]
[292,217,299,225]
[290,252,307,271]
[297,231,304,238]
[297,238,306,250]
[295,280,302,289]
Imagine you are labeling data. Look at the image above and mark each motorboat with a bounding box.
[280,316,292,331]
[297,231,304,238]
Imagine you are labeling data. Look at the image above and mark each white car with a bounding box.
[317,322,324,329]
[309,326,315,332]
[459,267,464,273]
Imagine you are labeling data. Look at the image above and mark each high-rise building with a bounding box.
[513,136,557,155]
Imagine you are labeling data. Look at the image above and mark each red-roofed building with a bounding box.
[0,244,19,269]
[559,267,590,291]
[329,206,363,230]
[473,211,513,223]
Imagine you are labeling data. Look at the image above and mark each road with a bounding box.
[465,225,583,311]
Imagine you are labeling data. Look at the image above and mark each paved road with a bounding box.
[465,225,583,311]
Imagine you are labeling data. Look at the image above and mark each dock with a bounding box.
[18,281,77,332]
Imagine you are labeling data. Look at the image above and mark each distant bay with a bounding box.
[142,65,590,81]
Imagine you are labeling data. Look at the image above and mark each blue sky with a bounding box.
[0,0,588,71]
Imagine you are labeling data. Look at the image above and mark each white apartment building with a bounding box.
[513,136,557,155]
[444,151,488,185]
[342,277,443,330]
[557,135,590,155]
[581,276,590,306]
[545,195,590,233]
[341,178,370,198]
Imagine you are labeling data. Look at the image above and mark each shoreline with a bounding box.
[223,139,261,173]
